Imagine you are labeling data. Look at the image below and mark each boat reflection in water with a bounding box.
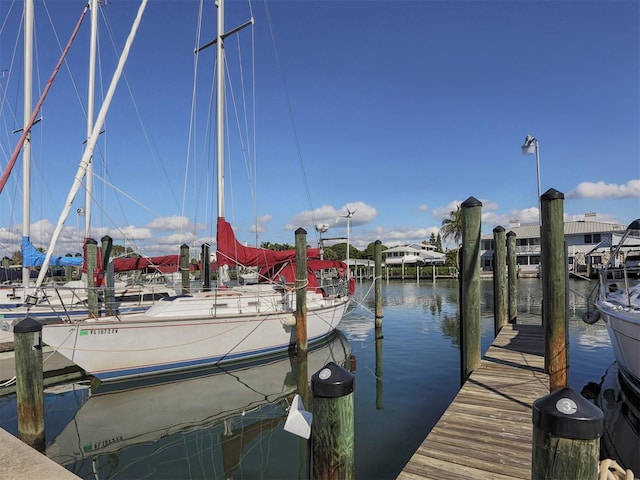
[46,330,352,479]
[583,361,640,475]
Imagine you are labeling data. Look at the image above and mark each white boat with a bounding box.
[592,219,640,395]
[41,0,352,382]
[46,331,352,476]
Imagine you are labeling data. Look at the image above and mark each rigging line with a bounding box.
[262,0,317,228]
[0,4,89,195]
[99,10,182,217]
[89,171,165,218]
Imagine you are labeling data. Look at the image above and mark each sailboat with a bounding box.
[41,0,352,382]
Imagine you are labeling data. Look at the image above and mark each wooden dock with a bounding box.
[398,323,549,480]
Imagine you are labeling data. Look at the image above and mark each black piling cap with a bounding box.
[14,317,42,333]
[541,188,564,200]
[461,196,482,208]
[532,387,603,440]
[311,362,354,398]
[295,227,307,235]
[493,225,505,233]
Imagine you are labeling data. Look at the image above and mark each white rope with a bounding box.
[599,459,636,480]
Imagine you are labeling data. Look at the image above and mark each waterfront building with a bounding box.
[480,215,629,277]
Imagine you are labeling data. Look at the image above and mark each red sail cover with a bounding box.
[216,217,320,268]
[112,255,180,273]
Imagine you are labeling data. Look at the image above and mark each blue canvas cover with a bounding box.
[21,237,83,267]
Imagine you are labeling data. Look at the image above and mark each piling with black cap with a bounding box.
[532,387,603,479]
[180,243,190,294]
[295,228,308,354]
[540,188,568,391]
[312,362,355,480]
[86,238,99,317]
[460,196,482,384]
[374,240,383,326]
[14,317,45,452]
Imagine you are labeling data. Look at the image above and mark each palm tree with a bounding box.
[440,205,462,268]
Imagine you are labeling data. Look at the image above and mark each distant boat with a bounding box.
[41,0,352,382]
[46,331,352,476]
[590,219,640,397]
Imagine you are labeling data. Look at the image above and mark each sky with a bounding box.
[0,0,638,259]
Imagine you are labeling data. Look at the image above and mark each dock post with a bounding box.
[493,226,507,336]
[540,188,568,391]
[201,243,211,292]
[180,243,190,294]
[295,228,308,355]
[101,235,114,314]
[374,240,383,326]
[532,387,603,479]
[506,231,517,324]
[312,362,355,480]
[14,317,45,452]
[460,196,482,384]
[86,238,99,317]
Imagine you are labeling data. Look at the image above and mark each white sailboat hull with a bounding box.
[597,292,640,390]
[42,287,350,382]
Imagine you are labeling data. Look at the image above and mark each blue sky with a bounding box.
[0,0,638,259]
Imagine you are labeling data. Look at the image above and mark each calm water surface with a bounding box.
[0,278,629,479]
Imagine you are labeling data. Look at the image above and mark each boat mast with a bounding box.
[22,0,33,293]
[216,0,225,219]
[84,0,99,240]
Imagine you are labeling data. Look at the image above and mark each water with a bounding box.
[0,278,629,479]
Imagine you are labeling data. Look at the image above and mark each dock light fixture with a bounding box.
[521,134,542,226]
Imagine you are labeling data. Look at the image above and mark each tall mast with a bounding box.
[216,0,225,219]
[84,0,99,240]
[22,0,34,292]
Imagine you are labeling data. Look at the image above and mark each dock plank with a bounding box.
[397,324,548,480]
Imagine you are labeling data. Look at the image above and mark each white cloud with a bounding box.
[249,214,272,233]
[287,202,377,230]
[146,215,193,231]
[567,179,640,199]
[417,204,429,212]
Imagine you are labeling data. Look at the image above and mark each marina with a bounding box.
[1,277,634,479]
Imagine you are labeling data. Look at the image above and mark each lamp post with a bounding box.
[521,134,541,226]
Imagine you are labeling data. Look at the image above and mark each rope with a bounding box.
[599,459,636,480]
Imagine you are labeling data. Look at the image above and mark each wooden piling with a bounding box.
[460,196,482,384]
[295,228,308,355]
[14,318,45,452]
[532,387,603,479]
[101,235,114,314]
[312,362,355,480]
[85,238,98,318]
[493,226,507,336]
[374,240,383,326]
[507,230,518,324]
[540,188,568,391]
[201,243,211,292]
[180,243,190,294]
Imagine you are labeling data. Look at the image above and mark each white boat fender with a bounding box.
[284,394,312,439]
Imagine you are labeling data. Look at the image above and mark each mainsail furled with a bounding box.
[216,217,320,268]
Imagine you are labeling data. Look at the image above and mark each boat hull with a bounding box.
[42,297,349,382]
[597,301,640,393]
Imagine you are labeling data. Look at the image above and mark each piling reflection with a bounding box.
[46,331,351,479]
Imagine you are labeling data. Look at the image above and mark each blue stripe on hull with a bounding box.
[93,332,332,382]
